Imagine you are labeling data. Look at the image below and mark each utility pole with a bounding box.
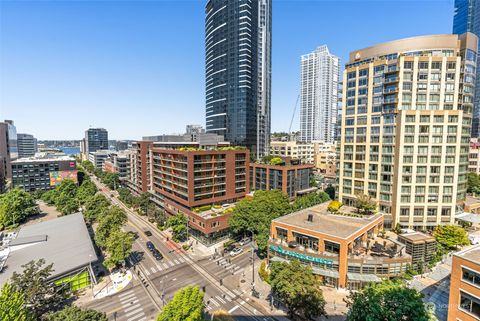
[250,229,255,295]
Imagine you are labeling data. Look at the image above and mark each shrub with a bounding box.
[213,204,222,209]
[259,260,270,284]
[327,200,342,212]
[182,244,190,251]
[269,157,283,165]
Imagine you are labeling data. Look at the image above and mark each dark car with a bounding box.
[152,249,163,261]
[146,241,155,251]
[144,230,152,237]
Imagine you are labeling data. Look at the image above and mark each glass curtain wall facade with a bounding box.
[300,45,340,143]
[453,0,480,137]
[205,0,272,158]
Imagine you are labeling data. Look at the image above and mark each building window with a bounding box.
[460,291,480,318]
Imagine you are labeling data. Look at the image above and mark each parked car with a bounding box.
[239,238,250,246]
[229,247,243,257]
[146,241,155,251]
[224,244,236,253]
[144,230,152,237]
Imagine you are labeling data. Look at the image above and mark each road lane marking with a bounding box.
[228,305,239,313]
[119,293,136,302]
[125,307,143,317]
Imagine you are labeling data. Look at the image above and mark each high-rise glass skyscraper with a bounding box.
[453,0,480,137]
[205,0,272,158]
[299,45,339,143]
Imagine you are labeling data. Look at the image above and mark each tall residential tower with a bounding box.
[338,33,477,230]
[205,0,272,158]
[300,45,340,143]
[453,0,480,137]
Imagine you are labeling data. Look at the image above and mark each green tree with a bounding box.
[41,189,57,206]
[103,230,134,269]
[156,286,204,321]
[354,194,376,215]
[58,198,79,215]
[0,188,38,227]
[433,225,470,250]
[468,172,480,194]
[10,259,67,318]
[270,260,326,320]
[0,282,33,321]
[83,194,110,223]
[94,206,127,247]
[345,280,429,321]
[135,192,151,214]
[117,187,133,206]
[81,160,95,173]
[76,180,97,204]
[324,185,335,200]
[167,214,187,242]
[45,305,107,321]
[101,173,120,190]
[269,157,284,165]
[229,190,291,254]
[291,191,331,211]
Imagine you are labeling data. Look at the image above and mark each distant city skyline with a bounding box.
[0,1,454,140]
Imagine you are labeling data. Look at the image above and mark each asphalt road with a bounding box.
[84,177,279,321]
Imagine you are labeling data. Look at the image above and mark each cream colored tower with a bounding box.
[338,33,477,230]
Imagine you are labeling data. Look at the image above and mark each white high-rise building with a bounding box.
[299,45,339,143]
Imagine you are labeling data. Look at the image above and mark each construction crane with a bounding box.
[288,94,300,134]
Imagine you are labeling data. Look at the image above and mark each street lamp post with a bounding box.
[250,229,255,295]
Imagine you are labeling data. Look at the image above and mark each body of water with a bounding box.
[60,147,81,155]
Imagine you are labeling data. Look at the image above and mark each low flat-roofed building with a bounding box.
[269,202,411,290]
[250,157,315,199]
[0,213,98,291]
[448,245,480,321]
[397,232,436,271]
[12,154,77,192]
[464,195,480,214]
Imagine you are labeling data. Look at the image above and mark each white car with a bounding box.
[239,238,250,246]
[230,247,243,257]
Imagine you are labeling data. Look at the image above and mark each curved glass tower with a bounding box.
[205,0,271,158]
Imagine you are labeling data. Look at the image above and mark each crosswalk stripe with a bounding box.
[118,290,134,298]
[144,269,150,276]
[125,308,143,317]
[168,261,175,267]
[210,297,220,307]
[178,257,184,262]
[127,311,145,321]
[119,293,136,302]
[234,268,244,275]
[122,299,139,308]
[163,263,169,269]
[174,259,180,264]
[124,303,141,312]
[216,296,226,304]
[156,264,163,270]
[225,295,232,302]
[226,290,235,298]
[151,267,156,273]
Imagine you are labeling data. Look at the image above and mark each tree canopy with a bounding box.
[433,225,470,250]
[44,305,108,321]
[156,286,204,321]
[103,230,134,269]
[290,191,331,212]
[81,160,95,173]
[0,282,33,321]
[345,280,429,321]
[270,260,326,320]
[167,214,187,242]
[10,259,67,318]
[83,194,110,223]
[229,190,291,254]
[0,188,38,228]
[76,180,98,204]
[94,206,127,248]
[354,194,377,215]
[468,172,480,194]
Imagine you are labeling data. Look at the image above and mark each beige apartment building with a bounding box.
[338,33,477,230]
[469,138,480,174]
[270,141,336,176]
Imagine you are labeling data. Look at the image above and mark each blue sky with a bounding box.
[0,0,455,140]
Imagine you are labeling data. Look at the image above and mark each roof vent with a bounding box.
[307,214,313,222]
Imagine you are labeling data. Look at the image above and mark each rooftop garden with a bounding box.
[192,203,235,217]
[255,155,285,166]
